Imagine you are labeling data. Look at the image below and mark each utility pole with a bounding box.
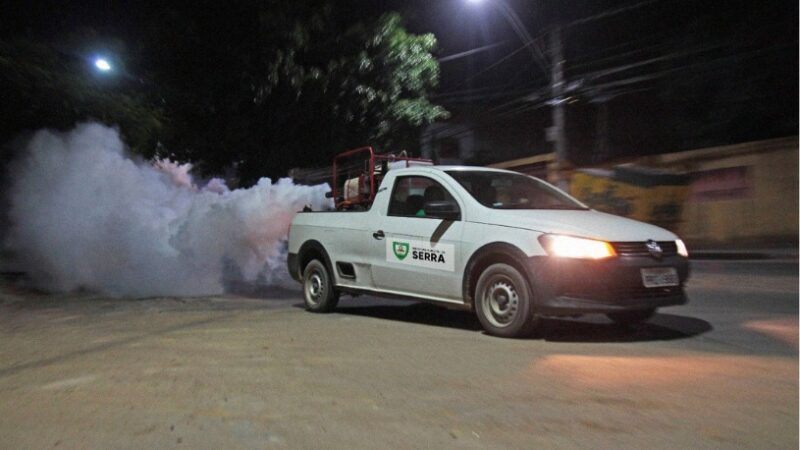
[594,100,610,163]
[548,25,568,189]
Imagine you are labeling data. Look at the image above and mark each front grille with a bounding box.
[611,241,678,257]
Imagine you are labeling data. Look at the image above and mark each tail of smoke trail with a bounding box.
[3,123,331,297]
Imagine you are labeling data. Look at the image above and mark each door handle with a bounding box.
[373,230,385,240]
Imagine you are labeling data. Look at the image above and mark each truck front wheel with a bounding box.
[474,263,538,338]
[302,259,339,312]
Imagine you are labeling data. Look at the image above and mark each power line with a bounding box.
[568,16,788,74]
[569,33,667,64]
[441,42,533,93]
[432,85,515,99]
[571,44,721,81]
[434,87,540,104]
[434,80,540,103]
[437,41,509,63]
[577,43,792,93]
[489,85,547,108]
[568,41,671,72]
[439,2,669,108]
[566,0,662,28]
[488,0,551,79]
[479,42,789,118]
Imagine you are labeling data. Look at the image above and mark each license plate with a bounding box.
[640,267,679,288]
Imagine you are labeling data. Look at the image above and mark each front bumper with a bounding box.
[527,254,689,316]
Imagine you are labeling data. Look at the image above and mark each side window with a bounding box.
[387,176,459,219]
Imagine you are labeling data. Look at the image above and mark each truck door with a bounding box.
[369,175,465,301]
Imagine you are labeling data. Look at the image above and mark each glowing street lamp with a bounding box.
[464,0,568,188]
[94,58,112,72]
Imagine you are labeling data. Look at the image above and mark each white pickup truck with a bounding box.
[288,165,689,338]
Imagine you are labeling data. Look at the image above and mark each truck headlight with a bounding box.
[538,235,617,259]
[676,239,689,257]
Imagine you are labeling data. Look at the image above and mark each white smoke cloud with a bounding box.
[3,123,331,297]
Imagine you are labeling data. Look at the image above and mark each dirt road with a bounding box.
[0,260,797,449]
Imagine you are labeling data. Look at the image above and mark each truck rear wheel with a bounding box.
[303,259,339,312]
[474,263,537,338]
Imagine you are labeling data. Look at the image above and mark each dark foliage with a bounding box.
[0,1,448,184]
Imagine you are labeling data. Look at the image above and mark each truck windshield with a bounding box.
[446,170,588,210]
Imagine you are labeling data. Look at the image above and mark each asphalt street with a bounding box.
[0,259,797,449]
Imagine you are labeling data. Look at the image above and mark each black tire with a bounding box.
[302,259,339,313]
[474,263,538,338]
[606,308,655,325]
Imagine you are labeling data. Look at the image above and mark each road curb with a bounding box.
[690,251,798,261]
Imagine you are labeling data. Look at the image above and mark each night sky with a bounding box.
[1,0,797,163]
[400,0,798,162]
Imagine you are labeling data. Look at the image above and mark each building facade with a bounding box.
[491,137,798,246]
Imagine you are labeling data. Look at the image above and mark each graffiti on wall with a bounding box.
[570,167,690,232]
[689,166,750,202]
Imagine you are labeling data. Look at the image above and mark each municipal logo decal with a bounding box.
[386,238,455,272]
[393,241,410,260]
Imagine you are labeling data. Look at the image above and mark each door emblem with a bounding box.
[645,240,663,259]
[392,241,410,260]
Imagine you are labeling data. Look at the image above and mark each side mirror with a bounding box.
[423,200,460,220]
[325,191,333,198]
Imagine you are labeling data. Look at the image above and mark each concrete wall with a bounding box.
[640,137,798,246]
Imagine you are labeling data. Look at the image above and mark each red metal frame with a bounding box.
[332,146,433,209]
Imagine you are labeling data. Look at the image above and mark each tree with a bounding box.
[143,2,448,184]
[0,2,447,184]
[0,36,164,162]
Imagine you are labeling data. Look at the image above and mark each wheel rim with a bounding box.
[305,270,325,306]
[480,276,519,328]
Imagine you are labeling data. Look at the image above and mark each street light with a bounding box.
[463,0,568,188]
[464,0,537,54]
[94,58,112,72]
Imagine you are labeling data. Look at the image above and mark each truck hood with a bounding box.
[481,209,677,241]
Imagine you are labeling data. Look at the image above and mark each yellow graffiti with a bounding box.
[570,171,689,232]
